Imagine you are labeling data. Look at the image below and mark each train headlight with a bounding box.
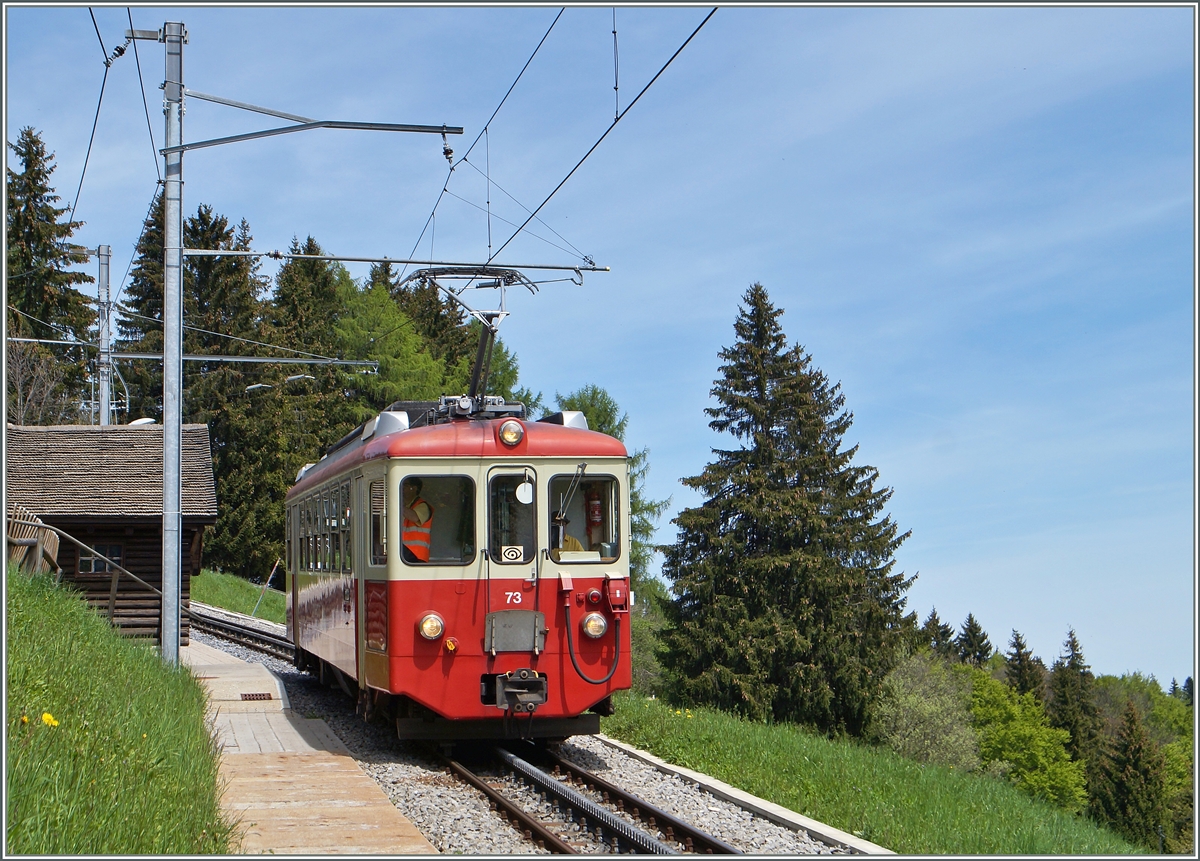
[418,613,445,640]
[499,420,524,446]
[582,612,608,639]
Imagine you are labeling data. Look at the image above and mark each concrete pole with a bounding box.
[97,245,112,425]
[161,22,186,664]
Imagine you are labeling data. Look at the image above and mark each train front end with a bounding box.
[288,397,633,740]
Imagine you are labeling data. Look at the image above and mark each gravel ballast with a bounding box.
[192,631,845,854]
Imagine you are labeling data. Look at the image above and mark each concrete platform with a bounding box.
[182,640,436,854]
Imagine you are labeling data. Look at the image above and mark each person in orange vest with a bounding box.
[401,477,433,563]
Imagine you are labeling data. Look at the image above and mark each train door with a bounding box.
[358,468,389,691]
[484,465,541,640]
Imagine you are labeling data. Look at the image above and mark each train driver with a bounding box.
[550,511,586,560]
[401,478,434,563]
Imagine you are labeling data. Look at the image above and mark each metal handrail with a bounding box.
[7,518,206,624]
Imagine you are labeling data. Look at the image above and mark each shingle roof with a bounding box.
[5,424,217,519]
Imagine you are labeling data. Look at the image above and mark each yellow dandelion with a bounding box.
[675,709,682,715]
[142,733,147,739]
[41,712,58,728]
[687,714,693,719]
[20,715,29,725]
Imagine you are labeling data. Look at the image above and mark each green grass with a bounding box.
[191,568,285,624]
[601,691,1143,855]
[6,566,235,854]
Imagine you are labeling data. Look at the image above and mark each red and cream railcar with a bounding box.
[285,396,632,739]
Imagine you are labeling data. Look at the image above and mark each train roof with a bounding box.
[289,416,627,498]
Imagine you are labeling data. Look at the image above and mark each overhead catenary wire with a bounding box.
[128,7,161,183]
[441,187,582,260]
[69,9,114,228]
[613,8,620,121]
[401,8,565,279]
[115,303,340,362]
[488,7,717,265]
[460,157,587,260]
[7,306,96,343]
[113,184,163,309]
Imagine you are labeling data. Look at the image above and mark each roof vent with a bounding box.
[363,410,409,441]
[128,417,156,426]
[537,410,588,430]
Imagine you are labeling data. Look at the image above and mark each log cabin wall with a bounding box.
[5,424,217,646]
[45,517,206,645]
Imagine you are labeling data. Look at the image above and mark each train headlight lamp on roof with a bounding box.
[499,420,524,446]
[418,613,445,640]
[582,612,608,639]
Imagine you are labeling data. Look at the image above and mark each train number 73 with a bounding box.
[504,591,522,604]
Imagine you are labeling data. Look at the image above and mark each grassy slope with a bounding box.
[191,568,285,624]
[6,567,234,854]
[190,572,1143,854]
[601,691,1142,855]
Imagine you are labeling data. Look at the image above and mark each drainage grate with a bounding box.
[240,692,273,701]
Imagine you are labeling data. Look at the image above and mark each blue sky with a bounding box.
[4,5,1194,685]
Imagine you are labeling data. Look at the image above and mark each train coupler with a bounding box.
[489,668,547,713]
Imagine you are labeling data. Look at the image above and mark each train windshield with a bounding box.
[489,472,537,564]
[548,475,620,563]
[400,475,475,566]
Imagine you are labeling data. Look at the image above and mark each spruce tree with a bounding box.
[921,607,957,660]
[659,283,914,734]
[266,237,360,482]
[180,208,284,580]
[1006,629,1046,699]
[6,127,95,390]
[955,613,993,666]
[1089,699,1168,849]
[116,192,166,420]
[390,270,476,383]
[1047,629,1103,769]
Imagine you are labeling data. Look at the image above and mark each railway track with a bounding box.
[191,604,866,855]
[187,602,295,661]
[441,741,743,854]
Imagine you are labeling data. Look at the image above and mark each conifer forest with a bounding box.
[6,126,1193,853]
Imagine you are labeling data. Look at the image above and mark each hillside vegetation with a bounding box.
[191,567,285,625]
[5,567,234,854]
[601,691,1142,855]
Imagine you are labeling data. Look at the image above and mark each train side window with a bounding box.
[548,475,620,563]
[400,475,475,565]
[286,507,293,573]
[370,480,387,566]
[340,482,352,572]
[489,473,536,564]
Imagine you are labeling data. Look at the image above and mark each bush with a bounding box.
[971,669,1087,813]
[870,652,980,771]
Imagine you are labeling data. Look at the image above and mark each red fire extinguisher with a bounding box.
[586,488,603,525]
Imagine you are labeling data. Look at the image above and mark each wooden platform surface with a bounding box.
[182,641,436,854]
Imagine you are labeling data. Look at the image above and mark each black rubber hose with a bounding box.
[564,603,621,685]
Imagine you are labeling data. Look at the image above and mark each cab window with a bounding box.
[489,473,536,564]
[548,475,620,563]
[400,475,475,566]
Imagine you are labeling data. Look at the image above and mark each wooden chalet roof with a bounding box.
[5,424,217,519]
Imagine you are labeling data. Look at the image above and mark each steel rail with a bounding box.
[439,754,576,853]
[188,604,295,661]
[495,746,681,855]
[519,742,743,855]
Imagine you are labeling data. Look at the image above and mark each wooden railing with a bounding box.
[6,504,61,578]
[6,515,206,629]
